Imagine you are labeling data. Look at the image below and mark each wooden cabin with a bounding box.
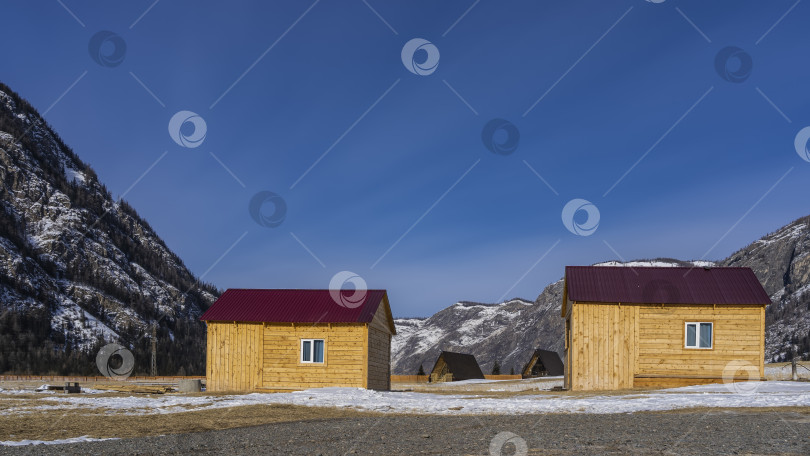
[429,351,485,382]
[521,349,564,378]
[562,266,770,391]
[200,289,396,392]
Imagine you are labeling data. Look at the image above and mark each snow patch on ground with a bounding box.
[0,436,118,447]
[4,381,810,416]
[254,382,810,414]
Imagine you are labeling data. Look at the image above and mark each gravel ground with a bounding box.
[1,408,809,455]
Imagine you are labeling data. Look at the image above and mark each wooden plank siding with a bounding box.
[565,301,767,391]
[760,306,766,379]
[205,300,395,392]
[567,302,635,391]
[206,322,262,392]
[367,297,393,390]
[261,323,366,390]
[367,328,390,390]
[635,304,763,379]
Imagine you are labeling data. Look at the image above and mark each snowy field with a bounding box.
[2,380,810,419]
[398,376,564,393]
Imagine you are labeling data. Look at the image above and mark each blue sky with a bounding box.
[1,1,808,318]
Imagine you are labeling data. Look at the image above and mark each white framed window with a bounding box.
[685,322,713,349]
[300,339,325,363]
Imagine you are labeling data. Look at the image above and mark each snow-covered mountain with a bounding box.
[393,220,810,374]
[0,83,218,375]
[393,292,565,376]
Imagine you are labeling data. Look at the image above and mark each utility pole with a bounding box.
[151,323,157,377]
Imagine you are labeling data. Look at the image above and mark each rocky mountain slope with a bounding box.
[393,221,810,375]
[392,294,563,377]
[722,216,810,362]
[0,83,218,375]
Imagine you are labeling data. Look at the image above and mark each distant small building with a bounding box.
[562,266,770,391]
[521,349,564,378]
[200,289,396,392]
[429,351,485,382]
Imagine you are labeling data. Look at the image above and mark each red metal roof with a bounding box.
[199,289,388,323]
[565,266,771,305]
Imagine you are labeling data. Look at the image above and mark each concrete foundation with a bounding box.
[178,379,202,393]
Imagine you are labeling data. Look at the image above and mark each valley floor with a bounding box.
[2,379,810,454]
